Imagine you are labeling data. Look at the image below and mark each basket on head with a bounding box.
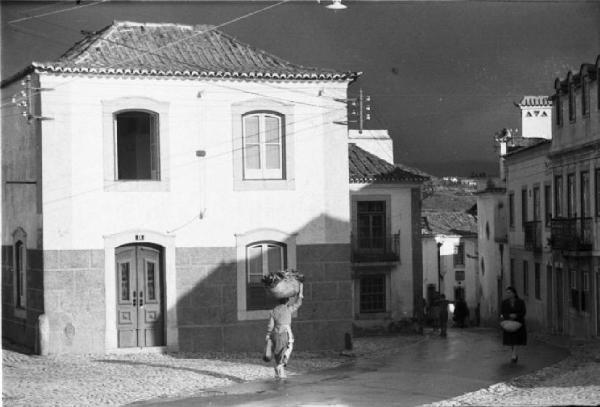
[262,269,304,299]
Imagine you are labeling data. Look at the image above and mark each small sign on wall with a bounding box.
[135,234,145,241]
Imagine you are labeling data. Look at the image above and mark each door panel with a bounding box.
[116,245,164,348]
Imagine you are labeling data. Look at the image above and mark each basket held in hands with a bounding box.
[500,320,522,332]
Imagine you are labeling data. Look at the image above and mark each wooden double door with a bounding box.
[116,245,165,348]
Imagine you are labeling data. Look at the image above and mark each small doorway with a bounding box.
[116,245,165,348]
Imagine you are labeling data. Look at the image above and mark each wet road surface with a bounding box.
[134,329,569,407]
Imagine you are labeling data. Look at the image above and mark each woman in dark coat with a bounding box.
[500,286,527,363]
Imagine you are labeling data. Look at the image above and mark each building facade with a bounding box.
[2,21,360,354]
[548,59,600,337]
[348,141,427,332]
[421,211,478,321]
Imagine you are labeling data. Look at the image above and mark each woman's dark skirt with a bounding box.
[502,325,527,346]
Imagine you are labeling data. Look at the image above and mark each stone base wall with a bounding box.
[176,243,352,353]
[2,246,44,352]
[43,250,105,354]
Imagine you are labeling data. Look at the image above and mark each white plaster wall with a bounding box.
[39,74,351,250]
[348,129,394,164]
[422,235,478,310]
[349,183,416,318]
[521,106,552,139]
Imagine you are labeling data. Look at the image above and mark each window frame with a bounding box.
[359,274,387,314]
[555,175,563,218]
[114,110,161,181]
[236,228,297,320]
[453,242,465,266]
[102,97,170,192]
[231,99,295,191]
[241,111,285,180]
[544,184,552,227]
[567,173,576,218]
[581,171,590,218]
[245,241,286,311]
[12,228,27,319]
[534,262,541,300]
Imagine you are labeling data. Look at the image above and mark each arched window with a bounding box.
[115,110,160,180]
[246,241,287,310]
[242,112,284,180]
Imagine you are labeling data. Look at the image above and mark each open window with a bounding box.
[115,111,160,180]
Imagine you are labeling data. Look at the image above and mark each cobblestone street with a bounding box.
[422,334,600,407]
[3,330,600,406]
[2,335,423,406]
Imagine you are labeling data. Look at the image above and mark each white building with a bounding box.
[421,210,478,320]
[1,21,360,354]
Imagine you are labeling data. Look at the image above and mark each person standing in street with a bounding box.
[265,283,304,379]
[500,286,527,363]
[438,294,449,337]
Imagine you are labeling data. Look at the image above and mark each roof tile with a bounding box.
[349,143,429,183]
[32,21,359,81]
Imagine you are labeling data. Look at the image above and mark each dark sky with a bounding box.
[2,1,599,176]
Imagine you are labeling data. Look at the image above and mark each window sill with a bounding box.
[104,179,170,192]
[234,179,295,191]
[238,309,271,321]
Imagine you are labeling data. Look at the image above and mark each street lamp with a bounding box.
[437,241,443,293]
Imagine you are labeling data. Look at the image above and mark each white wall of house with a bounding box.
[422,235,478,313]
[505,146,552,331]
[349,183,416,319]
[348,130,394,164]
[38,74,351,250]
[476,190,509,326]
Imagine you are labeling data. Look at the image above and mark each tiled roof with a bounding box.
[517,96,552,107]
[348,143,429,183]
[421,210,477,237]
[30,21,358,81]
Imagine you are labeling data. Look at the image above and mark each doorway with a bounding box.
[116,245,165,348]
[556,267,563,333]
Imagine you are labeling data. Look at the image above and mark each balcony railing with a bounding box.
[351,233,400,263]
[524,220,543,252]
[550,217,593,251]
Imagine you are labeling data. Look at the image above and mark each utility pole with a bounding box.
[11,75,53,123]
[348,88,371,133]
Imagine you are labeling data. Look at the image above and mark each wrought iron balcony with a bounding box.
[550,217,593,251]
[524,220,543,252]
[351,233,400,263]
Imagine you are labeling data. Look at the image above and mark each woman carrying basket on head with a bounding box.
[265,282,303,379]
[500,286,527,363]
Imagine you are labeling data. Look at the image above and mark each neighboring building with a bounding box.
[480,56,600,339]
[548,59,600,337]
[1,21,360,354]
[421,210,478,319]
[475,184,509,326]
[348,138,428,332]
[348,129,394,164]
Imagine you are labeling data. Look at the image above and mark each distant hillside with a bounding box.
[406,160,499,178]
[421,177,478,212]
